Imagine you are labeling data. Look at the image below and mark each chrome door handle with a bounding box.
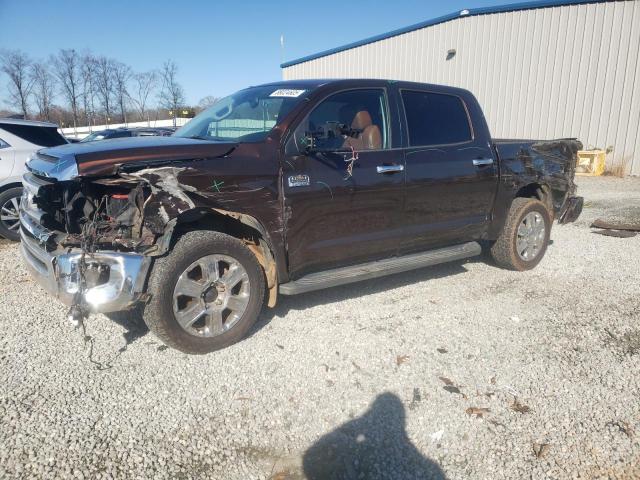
[472,158,494,166]
[376,164,405,174]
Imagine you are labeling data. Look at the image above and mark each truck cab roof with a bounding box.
[256,78,473,96]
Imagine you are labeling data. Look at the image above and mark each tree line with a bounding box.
[0,49,215,130]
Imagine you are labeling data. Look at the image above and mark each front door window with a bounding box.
[296,89,389,153]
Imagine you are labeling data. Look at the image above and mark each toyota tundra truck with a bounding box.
[19,79,583,353]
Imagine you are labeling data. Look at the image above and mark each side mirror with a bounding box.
[298,133,317,154]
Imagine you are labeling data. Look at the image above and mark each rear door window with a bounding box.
[0,124,67,147]
[108,131,132,139]
[401,91,472,146]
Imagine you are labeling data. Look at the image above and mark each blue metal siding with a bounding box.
[280,0,603,68]
[282,1,640,175]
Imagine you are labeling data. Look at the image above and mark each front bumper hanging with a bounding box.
[20,231,151,313]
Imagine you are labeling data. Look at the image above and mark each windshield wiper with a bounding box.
[187,135,231,141]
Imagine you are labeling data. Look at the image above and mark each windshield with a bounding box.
[174,85,307,142]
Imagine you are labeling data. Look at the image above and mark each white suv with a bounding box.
[0,119,68,241]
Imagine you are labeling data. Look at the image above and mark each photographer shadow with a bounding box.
[302,392,446,480]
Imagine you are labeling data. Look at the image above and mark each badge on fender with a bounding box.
[288,174,310,187]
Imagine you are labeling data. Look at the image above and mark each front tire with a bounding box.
[490,197,551,271]
[142,230,266,354]
[0,187,23,242]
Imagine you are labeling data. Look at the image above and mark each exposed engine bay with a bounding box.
[24,167,196,256]
[21,154,280,326]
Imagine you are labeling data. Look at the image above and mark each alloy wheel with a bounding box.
[172,254,251,337]
[0,195,21,234]
[516,211,546,261]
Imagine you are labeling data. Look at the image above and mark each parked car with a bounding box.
[0,119,68,241]
[20,80,583,353]
[79,127,174,142]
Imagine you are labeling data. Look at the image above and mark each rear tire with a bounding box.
[490,197,551,271]
[142,230,266,354]
[0,187,23,242]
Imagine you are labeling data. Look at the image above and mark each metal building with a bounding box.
[281,0,640,175]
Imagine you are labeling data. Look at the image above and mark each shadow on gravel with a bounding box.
[252,258,479,336]
[105,306,149,349]
[302,392,446,480]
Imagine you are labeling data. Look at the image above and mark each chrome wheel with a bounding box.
[0,195,21,233]
[172,254,250,337]
[516,211,546,261]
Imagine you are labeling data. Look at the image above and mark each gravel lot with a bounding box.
[1,176,639,479]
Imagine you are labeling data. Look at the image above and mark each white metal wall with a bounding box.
[283,1,640,175]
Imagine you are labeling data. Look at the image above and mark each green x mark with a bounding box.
[211,180,225,192]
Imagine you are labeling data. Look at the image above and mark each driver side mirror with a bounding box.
[299,133,317,154]
[296,122,348,155]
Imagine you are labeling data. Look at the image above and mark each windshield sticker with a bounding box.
[270,89,306,98]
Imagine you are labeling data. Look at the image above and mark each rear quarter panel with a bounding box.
[489,139,581,238]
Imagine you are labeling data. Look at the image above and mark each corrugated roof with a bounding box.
[281,0,604,68]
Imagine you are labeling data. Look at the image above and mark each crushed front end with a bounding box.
[20,155,157,319]
[19,128,251,320]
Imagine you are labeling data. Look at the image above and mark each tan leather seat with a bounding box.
[342,110,382,150]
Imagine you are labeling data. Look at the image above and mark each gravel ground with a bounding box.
[1,176,639,480]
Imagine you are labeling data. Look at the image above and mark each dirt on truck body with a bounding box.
[19,79,583,353]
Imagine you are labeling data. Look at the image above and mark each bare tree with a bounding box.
[130,70,158,124]
[197,95,219,112]
[52,49,82,131]
[80,52,98,128]
[31,62,56,121]
[112,61,132,124]
[159,60,185,126]
[0,49,34,118]
[94,56,115,124]
[49,105,75,129]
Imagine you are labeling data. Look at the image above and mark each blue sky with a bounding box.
[1,0,513,105]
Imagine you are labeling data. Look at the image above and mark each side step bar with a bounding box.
[279,241,481,295]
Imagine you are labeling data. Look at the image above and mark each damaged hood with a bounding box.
[33,136,238,178]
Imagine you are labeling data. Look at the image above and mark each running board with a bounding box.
[279,241,481,295]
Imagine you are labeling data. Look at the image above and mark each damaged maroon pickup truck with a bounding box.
[20,79,583,353]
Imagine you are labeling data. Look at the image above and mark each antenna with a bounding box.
[280,34,285,64]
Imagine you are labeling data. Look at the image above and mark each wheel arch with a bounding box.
[160,207,279,307]
[488,180,554,240]
[0,181,23,194]
[514,182,554,216]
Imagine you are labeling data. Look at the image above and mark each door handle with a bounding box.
[472,158,494,166]
[376,164,404,174]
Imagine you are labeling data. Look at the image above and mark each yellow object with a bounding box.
[576,150,606,176]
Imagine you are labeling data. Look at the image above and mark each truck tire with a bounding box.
[0,187,23,242]
[490,197,551,271]
[142,230,266,354]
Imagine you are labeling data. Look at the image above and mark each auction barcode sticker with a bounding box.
[270,89,306,98]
